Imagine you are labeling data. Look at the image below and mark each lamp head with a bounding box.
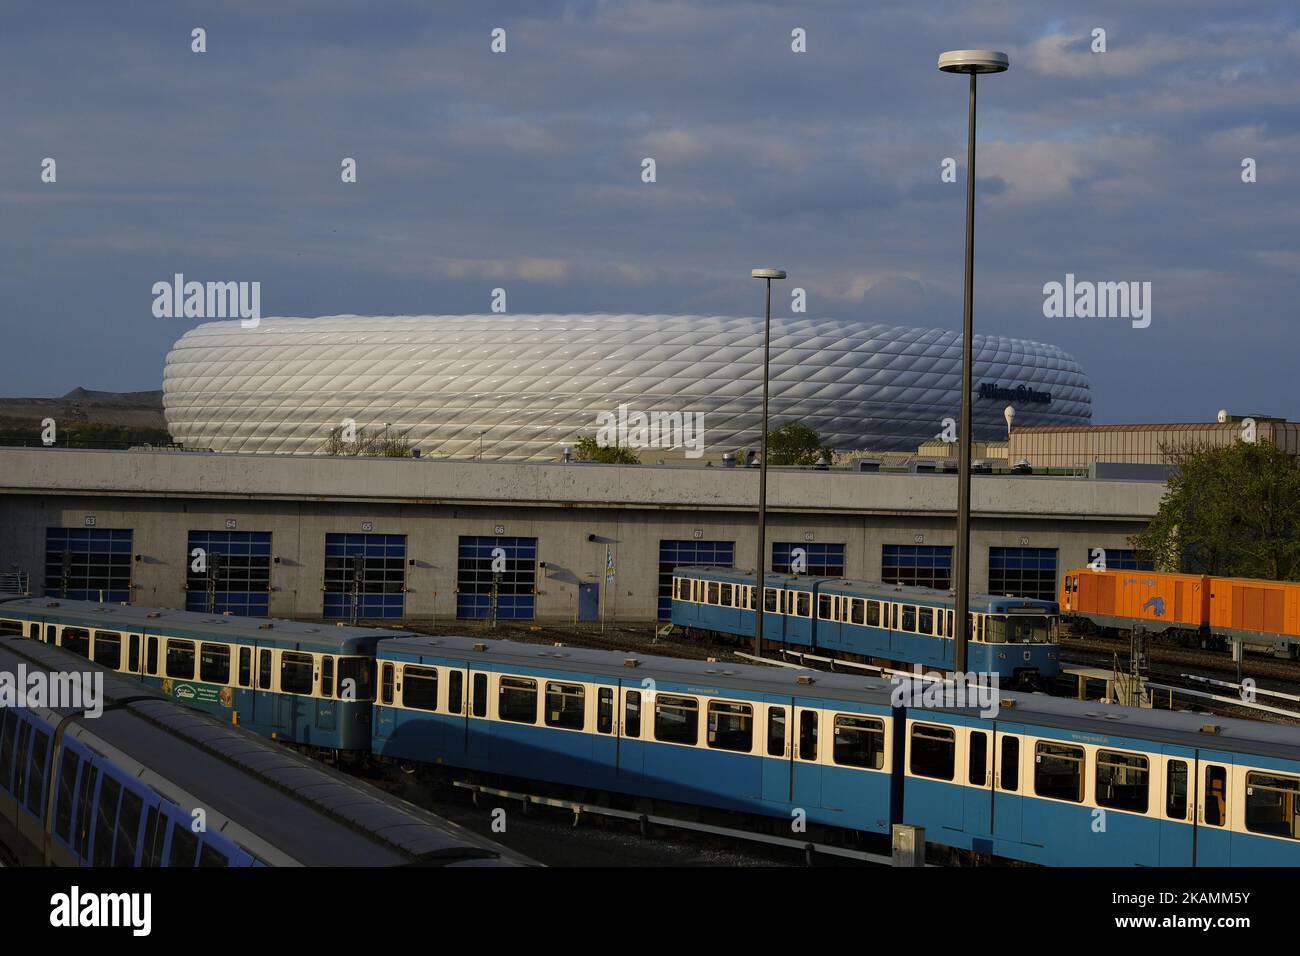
[751,268,787,280]
[938,50,1009,74]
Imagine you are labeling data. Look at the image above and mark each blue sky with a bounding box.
[3,0,1298,423]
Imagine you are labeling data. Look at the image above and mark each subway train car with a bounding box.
[671,567,1060,683]
[1061,567,1300,659]
[0,598,395,756]
[0,636,525,866]
[371,634,1300,866]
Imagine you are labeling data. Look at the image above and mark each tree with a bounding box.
[320,426,414,458]
[572,435,640,464]
[764,422,831,466]
[1132,439,1300,580]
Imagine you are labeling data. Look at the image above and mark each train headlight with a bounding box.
[1048,652,1058,660]
[997,652,1007,660]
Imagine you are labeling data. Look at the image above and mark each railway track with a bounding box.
[1061,633,1300,682]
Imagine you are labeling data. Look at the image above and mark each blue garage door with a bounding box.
[883,545,952,589]
[988,547,1058,601]
[1086,547,1154,571]
[457,537,537,620]
[186,531,272,616]
[773,542,845,576]
[44,528,133,603]
[658,539,734,619]
[324,533,407,620]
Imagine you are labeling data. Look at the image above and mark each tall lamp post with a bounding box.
[938,49,1008,673]
[750,268,786,656]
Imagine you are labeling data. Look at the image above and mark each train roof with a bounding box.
[378,633,1300,761]
[673,567,1057,609]
[0,597,415,652]
[0,636,528,866]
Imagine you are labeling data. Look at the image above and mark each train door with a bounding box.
[373,660,396,741]
[254,646,274,727]
[616,686,644,786]
[1158,746,1195,865]
[964,726,993,839]
[316,655,336,733]
[992,730,1023,844]
[590,685,618,779]
[761,701,792,804]
[790,703,822,810]
[441,666,468,761]
[761,587,783,647]
[1194,750,1234,866]
[465,668,491,763]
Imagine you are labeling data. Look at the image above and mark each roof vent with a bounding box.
[796,675,815,685]
[1200,723,1222,735]
[999,698,1015,709]
[624,658,639,668]
[473,643,487,652]
[147,612,161,619]
[223,611,233,616]
[258,623,273,630]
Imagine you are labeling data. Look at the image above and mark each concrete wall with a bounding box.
[0,448,1166,623]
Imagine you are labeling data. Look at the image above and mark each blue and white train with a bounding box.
[670,567,1061,684]
[372,633,1300,866]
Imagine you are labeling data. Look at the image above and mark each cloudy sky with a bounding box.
[3,0,1298,423]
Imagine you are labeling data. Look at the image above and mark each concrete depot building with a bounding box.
[0,447,1164,625]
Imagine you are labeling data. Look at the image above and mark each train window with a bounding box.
[818,595,833,620]
[707,582,720,604]
[338,657,375,701]
[403,666,438,712]
[850,599,864,625]
[720,583,733,606]
[447,671,464,714]
[472,674,487,717]
[143,806,164,868]
[1165,760,1188,820]
[55,749,79,841]
[902,606,917,633]
[321,656,334,698]
[1034,742,1085,803]
[795,592,811,617]
[909,724,955,781]
[969,731,987,785]
[946,610,954,638]
[797,710,819,761]
[625,691,642,738]
[764,588,778,613]
[767,707,786,757]
[597,688,614,734]
[166,639,196,679]
[545,682,585,730]
[867,601,880,627]
[94,776,122,866]
[199,843,229,867]
[146,636,158,675]
[93,631,122,669]
[258,649,273,690]
[380,662,395,705]
[75,766,98,860]
[31,623,42,641]
[499,677,538,724]
[1245,772,1300,840]
[779,591,790,615]
[168,823,199,867]
[655,695,698,745]
[919,607,934,634]
[1204,766,1227,827]
[280,651,313,695]
[707,701,753,752]
[200,643,231,685]
[1096,750,1149,813]
[0,618,20,635]
[128,635,140,673]
[834,715,885,770]
[0,710,15,791]
[115,789,144,867]
[25,729,49,817]
[61,627,90,658]
[13,722,31,808]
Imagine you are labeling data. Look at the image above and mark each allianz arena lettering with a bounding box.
[162,315,1091,460]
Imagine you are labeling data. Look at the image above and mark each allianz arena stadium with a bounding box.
[162,315,1092,460]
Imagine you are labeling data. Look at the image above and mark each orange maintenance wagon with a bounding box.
[1208,576,1300,658]
[1061,568,1209,636]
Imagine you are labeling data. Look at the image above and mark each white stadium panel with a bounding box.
[162,315,1091,459]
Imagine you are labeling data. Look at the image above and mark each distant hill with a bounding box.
[0,387,169,439]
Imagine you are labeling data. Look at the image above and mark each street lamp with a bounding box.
[938,49,1009,674]
[750,267,787,656]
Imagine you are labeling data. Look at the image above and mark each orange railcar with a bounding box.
[1061,568,1209,634]
[1208,576,1300,653]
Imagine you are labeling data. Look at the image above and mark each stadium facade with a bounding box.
[162,315,1092,460]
